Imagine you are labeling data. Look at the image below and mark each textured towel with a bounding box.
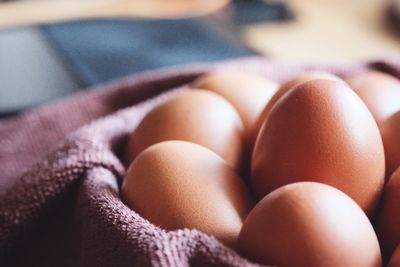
[1,57,400,267]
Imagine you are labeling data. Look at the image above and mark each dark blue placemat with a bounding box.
[41,18,255,86]
[232,0,291,25]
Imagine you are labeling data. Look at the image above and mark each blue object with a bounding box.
[42,18,255,86]
[0,26,81,116]
[232,0,291,25]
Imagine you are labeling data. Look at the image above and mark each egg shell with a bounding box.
[251,79,385,216]
[121,141,253,248]
[388,245,400,267]
[238,182,382,267]
[376,167,400,261]
[380,111,400,177]
[192,71,278,145]
[125,90,245,170]
[251,71,342,149]
[345,71,400,126]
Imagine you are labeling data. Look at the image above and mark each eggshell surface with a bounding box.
[251,71,342,148]
[251,79,385,216]
[125,90,244,170]
[380,111,400,177]
[388,245,400,267]
[121,141,252,248]
[376,167,400,260]
[192,71,278,144]
[346,71,400,126]
[238,182,382,267]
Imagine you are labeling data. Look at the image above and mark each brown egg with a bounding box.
[380,111,400,177]
[251,79,385,216]
[388,245,400,267]
[121,141,253,248]
[251,71,342,149]
[345,71,400,126]
[125,90,244,170]
[376,167,400,261]
[238,182,382,267]
[192,71,278,145]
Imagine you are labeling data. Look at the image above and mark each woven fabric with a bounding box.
[1,57,400,266]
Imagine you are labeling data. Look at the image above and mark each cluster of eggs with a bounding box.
[121,69,400,267]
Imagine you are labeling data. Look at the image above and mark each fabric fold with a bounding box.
[1,56,400,266]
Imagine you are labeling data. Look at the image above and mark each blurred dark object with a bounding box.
[387,0,400,33]
[0,18,254,118]
[232,0,291,24]
[42,18,254,86]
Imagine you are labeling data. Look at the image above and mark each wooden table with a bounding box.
[242,0,400,63]
[0,0,229,27]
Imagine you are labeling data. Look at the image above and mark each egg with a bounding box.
[388,245,400,267]
[380,111,400,177]
[251,71,342,149]
[121,141,252,248]
[376,167,400,261]
[345,71,400,126]
[251,79,385,216]
[238,182,382,267]
[346,71,400,178]
[125,90,244,170]
[192,71,278,145]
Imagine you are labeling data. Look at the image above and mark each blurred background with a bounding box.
[1,0,400,117]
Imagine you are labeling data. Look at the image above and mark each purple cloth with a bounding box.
[1,57,400,266]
